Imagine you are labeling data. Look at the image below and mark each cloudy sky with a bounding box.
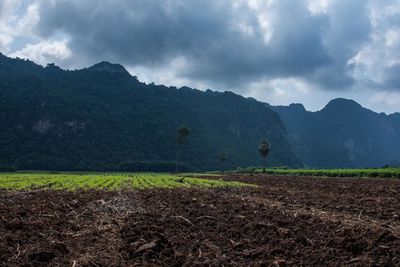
[1,0,400,113]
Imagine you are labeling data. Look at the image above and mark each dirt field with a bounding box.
[1,175,400,266]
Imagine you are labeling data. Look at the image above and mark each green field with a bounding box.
[237,167,400,178]
[0,172,250,191]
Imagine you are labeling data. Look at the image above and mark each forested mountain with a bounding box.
[273,99,400,168]
[0,54,301,171]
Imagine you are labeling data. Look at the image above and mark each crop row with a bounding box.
[253,168,400,178]
[0,173,249,191]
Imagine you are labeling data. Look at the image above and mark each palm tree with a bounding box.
[258,140,271,173]
[219,152,227,174]
[176,125,191,173]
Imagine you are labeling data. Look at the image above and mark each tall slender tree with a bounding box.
[219,152,227,174]
[258,139,271,174]
[176,125,191,173]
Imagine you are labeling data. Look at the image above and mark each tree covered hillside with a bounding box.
[0,54,301,171]
[273,99,400,168]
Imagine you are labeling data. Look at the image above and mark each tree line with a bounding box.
[175,124,271,173]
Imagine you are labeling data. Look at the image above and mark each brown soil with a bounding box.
[1,175,400,266]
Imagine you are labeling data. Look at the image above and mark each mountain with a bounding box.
[0,54,302,171]
[273,99,400,168]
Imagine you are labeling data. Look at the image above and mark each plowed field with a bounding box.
[1,174,399,266]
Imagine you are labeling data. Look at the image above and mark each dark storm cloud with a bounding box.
[179,0,333,86]
[383,63,400,90]
[36,0,372,90]
[37,1,235,65]
[308,0,371,88]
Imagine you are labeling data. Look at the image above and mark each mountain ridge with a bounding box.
[1,53,399,170]
[0,54,301,171]
[273,99,400,168]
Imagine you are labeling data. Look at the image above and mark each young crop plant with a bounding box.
[249,168,400,179]
[0,172,252,191]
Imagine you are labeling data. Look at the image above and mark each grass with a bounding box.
[0,172,250,191]
[237,167,400,179]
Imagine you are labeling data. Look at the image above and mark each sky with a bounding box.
[1,0,400,114]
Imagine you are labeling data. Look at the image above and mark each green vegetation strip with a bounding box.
[240,168,400,179]
[0,173,251,191]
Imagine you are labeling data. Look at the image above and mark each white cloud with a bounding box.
[10,40,71,65]
[243,77,314,107]
[16,2,40,35]
[0,0,19,52]
[0,0,21,17]
[385,28,400,47]
[128,56,211,90]
[0,34,12,50]
[307,0,330,14]
[349,0,400,86]
[0,0,41,53]
[0,0,73,66]
[369,91,400,109]
[257,14,273,44]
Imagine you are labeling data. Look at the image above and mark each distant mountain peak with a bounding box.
[389,112,400,120]
[323,98,362,111]
[87,61,129,75]
[272,103,307,114]
[288,103,306,111]
[274,97,400,168]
